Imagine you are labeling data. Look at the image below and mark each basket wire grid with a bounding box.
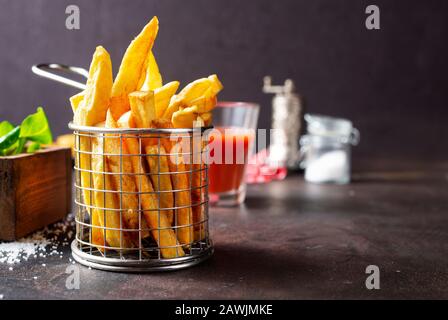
[69,123,213,272]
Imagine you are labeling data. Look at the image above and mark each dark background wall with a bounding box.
[0,0,447,161]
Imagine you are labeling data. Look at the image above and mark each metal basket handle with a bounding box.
[31,63,88,90]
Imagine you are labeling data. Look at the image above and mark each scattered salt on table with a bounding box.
[0,214,74,265]
[0,235,49,264]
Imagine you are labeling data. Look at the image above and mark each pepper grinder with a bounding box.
[263,76,303,169]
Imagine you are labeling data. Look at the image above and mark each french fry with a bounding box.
[72,46,113,251]
[172,105,214,128]
[110,17,159,120]
[153,119,206,241]
[162,79,208,120]
[208,74,224,94]
[91,135,133,250]
[169,143,194,246]
[189,162,206,241]
[109,95,128,121]
[138,51,163,91]
[172,105,199,128]
[78,135,106,251]
[188,88,218,113]
[104,110,150,240]
[145,144,174,225]
[128,94,175,226]
[189,125,207,241]
[74,46,113,126]
[118,111,184,258]
[154,81,180,118]
[162,74,223,120]
[70,91,84,114]
[129,91,156,129]
[199,112,213,126]
[90,207,106,251]
[150,119,193,246]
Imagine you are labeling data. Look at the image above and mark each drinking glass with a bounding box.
[208,101,259,206]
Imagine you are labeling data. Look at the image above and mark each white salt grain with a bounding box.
[305,150,348,183]
[0,214,75,265]
[0,237,49,264]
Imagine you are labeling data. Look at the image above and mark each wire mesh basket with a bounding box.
[69,122,213,272]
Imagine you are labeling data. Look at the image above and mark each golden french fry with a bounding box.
[90,208,106,252]
[109,95,128,121]
[194,115,205,128]
[154,81,180,118]
[69,91,84,114]
[151,118,174,129]
[189,162,206,241]
[110,17,159,120]
[162,78,209,120]
[162,74,223,120]
[169,144,194,246]
[199,112,213,126]
[74,46,113,126]
[190,122,208,241]
[105,111,150,240]
[153,116,207,241]
[208,74,224,94]
[130,92,175,226]
[72,46,113,251]
[138,51,163,91]
[145,144,174,225]
[188,90,218,113]
[179,78,212,103]
[118,111,184,258]
[129,91,156,129]
[151,120,193,246]
[172,105,199,128]
[78,135,106,251]
[91,136,134,250]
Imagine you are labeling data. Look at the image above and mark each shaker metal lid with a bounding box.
[304,114,360,145]
[305,114,352,137]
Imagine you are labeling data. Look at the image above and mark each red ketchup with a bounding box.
[208,127,253,193]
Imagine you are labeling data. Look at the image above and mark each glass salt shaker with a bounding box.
[299,114,360,184]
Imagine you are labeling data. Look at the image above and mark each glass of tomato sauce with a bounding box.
[207,102,259,206]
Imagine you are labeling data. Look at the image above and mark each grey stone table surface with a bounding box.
[1,161,448,299]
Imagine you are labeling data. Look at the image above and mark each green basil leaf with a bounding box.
[20,107,53,144]
[26,141,41,153]
[0,121,14,137]
[0,126,20,151]
[13,138,27,155]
